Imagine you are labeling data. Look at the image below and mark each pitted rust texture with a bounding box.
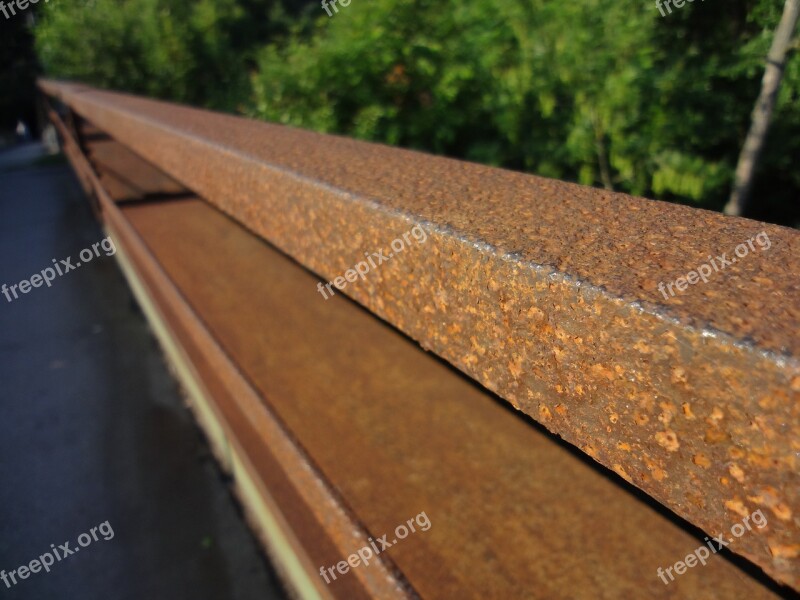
[50,107,404,598]
[52,106,406,600]
[123,197,787,599]
[41,80,800,588]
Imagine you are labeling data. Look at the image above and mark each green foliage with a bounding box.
[35,0,293,111]
[248,0,798,219]
[33,0,800,223]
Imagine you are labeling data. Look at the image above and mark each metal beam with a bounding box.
[41,80,800,589]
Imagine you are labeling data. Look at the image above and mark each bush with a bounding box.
[249,0,800,220]
[36,0,294,112]
[35,0,800,223]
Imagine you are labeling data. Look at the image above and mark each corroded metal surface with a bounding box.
[49,107,408,600]
[40,80,800,588]
[122,196,787,599]
[106,201,403,600]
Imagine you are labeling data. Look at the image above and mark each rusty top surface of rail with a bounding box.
[39,81,800,357]
[40,79,800,588]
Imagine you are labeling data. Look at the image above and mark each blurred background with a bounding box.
[2,0,799,226]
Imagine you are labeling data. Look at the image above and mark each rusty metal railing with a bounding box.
[39,79,800,594]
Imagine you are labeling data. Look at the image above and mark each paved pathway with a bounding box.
[0,143,286,600]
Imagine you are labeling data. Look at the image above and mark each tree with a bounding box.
[34,0,299,113]
[0,13,39,135]
[31,0,800,226]
[724,0,800,217]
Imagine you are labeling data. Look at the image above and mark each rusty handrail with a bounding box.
[39,79,800,589]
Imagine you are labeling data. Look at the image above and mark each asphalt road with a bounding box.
[0,143,286,600]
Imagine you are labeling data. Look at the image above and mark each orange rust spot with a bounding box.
[686,492,706,509]
[728,447,746,460]
[724,498,750,518]
[758,395,778,410]
[753,415,777,440]
[767,542,800,559]
[671,367,688,385]
[704,427,729,444]
[642,454,667,481]
[729,464,745,483]
[469,336,487,356]
[463,354,479,367]
[634,413,649,426]
[612,464,633,483]
[498,294,515,313]
[681,402,696,420]
[655,430,680,452]
[706,407,724,426]
[617,442,632,451]
[554,404,567,416]
[720,476,730,486]
[658,402,677,426]
[538,405,552,421]
[526,306,545,321]
[612,316,630,328]
[771,503,793,521]
[747,486,793,521]
[747,452,775,469]
[446,322,462,335]
[590,364,615,381]
[582,444,598,459]
[609,413,619,424]
[692,454,711,468]
[752,275,775,286]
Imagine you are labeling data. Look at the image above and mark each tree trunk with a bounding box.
[724,0,800,217]
[593,113,614,191]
